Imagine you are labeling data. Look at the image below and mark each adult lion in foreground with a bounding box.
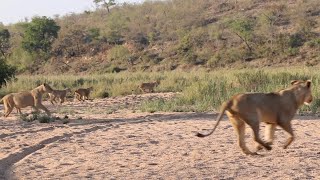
[0,83,53,117]
[74,87,93,101]
[139,80,160,93]
[196,80,313,155]
[48,88,71,104]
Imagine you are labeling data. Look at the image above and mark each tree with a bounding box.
[21,16,60,54]
[53,28,88,57]
[227,18,255,53]
[0,59,16,87]
[0,28,10,58]
[94,0,116,13]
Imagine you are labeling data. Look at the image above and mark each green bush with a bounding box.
[107,45,131,62]
[21,16,60,54]
[0,59,16,87]
[288,33,304,48]
[307,38,320,48]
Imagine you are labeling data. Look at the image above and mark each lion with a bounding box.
[196,80,313,155]
[48,88,71,104]
[139,80,160,93]
[0,83,54,117]
[74,87,93,101]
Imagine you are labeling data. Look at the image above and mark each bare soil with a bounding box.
[1,93,319,179]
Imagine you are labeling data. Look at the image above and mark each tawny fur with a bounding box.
[0,83,53,117]
[196,80,313,155]
[139,80,160,93]
[74,87,93,101]
[48,88,71,104]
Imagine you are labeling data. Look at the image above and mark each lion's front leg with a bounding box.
[278,121,294,149]
[256,123,276,151]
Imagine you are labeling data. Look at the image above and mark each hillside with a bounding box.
[2,0,320,74]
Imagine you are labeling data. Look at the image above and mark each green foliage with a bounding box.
[21,16,60,55]
[3,68,319,114]
[107,45,130,62]
[226,17,255,52]
[307,38,320,48]
[0,28,10,58]
[235,70,271,92]
[227,18,255,39]
[105,12,128,44]
[0,59,16,87]
[20,112,54,123]
[6,47,34,72]
[88,28,101,40]
[288,33,304,48]
[3,0,320,73]
[53,28,88,57]
[137,69,318,113]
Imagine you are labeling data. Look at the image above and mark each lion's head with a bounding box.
[290,80,312,106]
[41,83,53,93]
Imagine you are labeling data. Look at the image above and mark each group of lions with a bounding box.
[0,80,160,118]
[0,84,93,117]
[0,79,314,155]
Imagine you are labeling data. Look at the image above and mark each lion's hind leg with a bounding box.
[49,94,57,105]
[228,113,256,155]
[4,104,14,117]
[59,97,65,104]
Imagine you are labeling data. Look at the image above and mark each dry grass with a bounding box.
[1,67,319,113]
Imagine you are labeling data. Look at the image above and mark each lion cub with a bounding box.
[196,80,313,155]
[139,80,160,93]
[74,87,93,101]
[48,88,71,104]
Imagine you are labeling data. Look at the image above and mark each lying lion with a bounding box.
[196,80,313,155]
[48,88,71,104]
[139,80,160,93]
[74,87,93,101]
[0,83,54,117]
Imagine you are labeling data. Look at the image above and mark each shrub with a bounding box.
[288,33,304,48]
[21,16,60,54]
[307,38,320,48]
[107,45,131,63]
[20,112,55,123]
[0,59,16,87]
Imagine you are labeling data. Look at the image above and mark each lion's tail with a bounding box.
[196,100,231,138]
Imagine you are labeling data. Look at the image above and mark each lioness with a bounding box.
[48,88,71,104]
[74,87,93,101]
[0,83,53,117]
[196,80,313,155]
[139,80,160,93]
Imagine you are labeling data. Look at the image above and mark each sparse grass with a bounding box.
[3,67,320,113]
[20,112,55,123]
[56,107,77,115]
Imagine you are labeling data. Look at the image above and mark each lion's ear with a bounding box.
[291,80,298,85]
[306,80,311,88]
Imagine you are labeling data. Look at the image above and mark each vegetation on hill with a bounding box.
[1,0,320,74]
[0,28,15,86]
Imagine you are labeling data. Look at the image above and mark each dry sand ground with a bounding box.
[0,92,319,179]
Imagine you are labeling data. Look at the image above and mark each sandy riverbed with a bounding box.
[1,93,319,179]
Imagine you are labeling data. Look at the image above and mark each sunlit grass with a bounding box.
[1,67,320,113]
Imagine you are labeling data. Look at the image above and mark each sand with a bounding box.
[1,92,319,179]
